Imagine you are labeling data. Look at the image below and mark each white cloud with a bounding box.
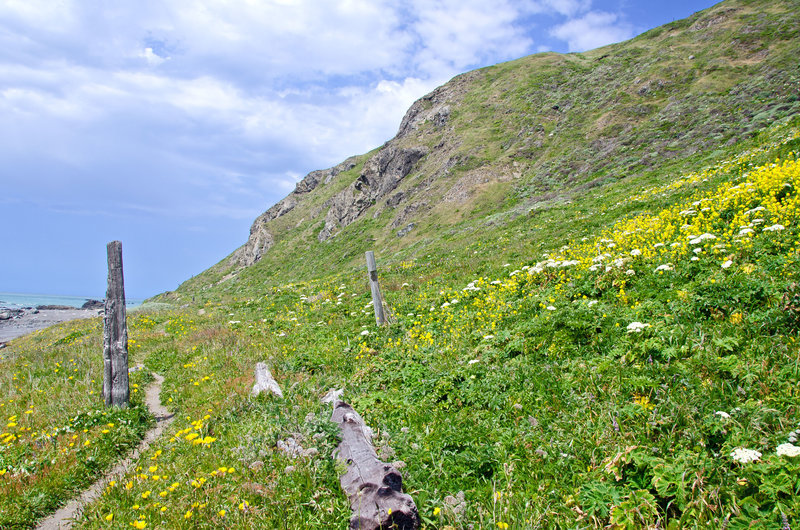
[550,11,634,52]
[0,0,542,227]
[140,47,168,66]
[409,0,533,77]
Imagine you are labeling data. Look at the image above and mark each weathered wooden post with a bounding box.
[365,251,387,326]
[103,241,129,407]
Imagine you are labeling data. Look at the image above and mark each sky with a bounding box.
[0,0,719,299]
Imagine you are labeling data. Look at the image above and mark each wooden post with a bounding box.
[103,241,130,407]
[365,251,387,326]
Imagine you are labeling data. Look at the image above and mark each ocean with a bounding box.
[0,292,142,310]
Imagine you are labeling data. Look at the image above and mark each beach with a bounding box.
[0,307,102,343]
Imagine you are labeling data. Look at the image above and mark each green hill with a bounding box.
[2,0,800,528]
[167,0,800,300]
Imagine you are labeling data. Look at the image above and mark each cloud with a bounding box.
[408,0,533,78]
[550,11,634,52]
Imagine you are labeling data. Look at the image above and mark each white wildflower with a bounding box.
[626,322,651,333]
[776,443,800,458]
[691,256,700,261]
[483,335,495,340]
[546,306,556,311]
[721,260,733,269]
[689,233,716,245]
[738,228,754,235]
[360,330,370,336]
[654,264,673,272]
[731,448,761,464]
[467,359,481,365]
[654,243,665,248]
[714,411,731,419]
[630,249,642,256]
[626,269,636,276]
[763,224,785,232]
[587,300,598,306]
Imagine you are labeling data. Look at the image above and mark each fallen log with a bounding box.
[331,399,419,530]
[251,362,283,398]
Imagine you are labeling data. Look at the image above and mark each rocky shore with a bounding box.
[0,306,102,344]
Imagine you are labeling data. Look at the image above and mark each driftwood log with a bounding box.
[103,241,129,407]
[331,399,419,530]
[251,362,283,398]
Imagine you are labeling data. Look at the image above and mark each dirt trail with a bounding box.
[37,371,174,529]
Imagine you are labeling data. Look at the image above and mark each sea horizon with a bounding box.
[0,291,143,310]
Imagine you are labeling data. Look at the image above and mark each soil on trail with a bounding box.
[36,371,173,530]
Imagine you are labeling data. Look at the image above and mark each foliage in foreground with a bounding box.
[2,128,799,528]
[0,319,152,527]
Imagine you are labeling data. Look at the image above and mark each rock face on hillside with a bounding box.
[229,70,477,268]
[317,147,427,242]
[231,156,360,266]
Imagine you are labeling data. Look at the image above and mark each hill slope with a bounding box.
[170,0,800,299]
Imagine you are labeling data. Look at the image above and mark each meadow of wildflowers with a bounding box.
[1,120,799,527]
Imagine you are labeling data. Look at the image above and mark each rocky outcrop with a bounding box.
[395,71,479,138]
[317,146,426,241]
[228,71,471,266]
[231,157,358,267]
[295,156,358,194]
[82,299,104,309]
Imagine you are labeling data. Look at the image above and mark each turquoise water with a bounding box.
[0,292,142,310]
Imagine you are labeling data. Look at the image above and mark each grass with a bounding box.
[0,317,152,526]
[2,120,798,528]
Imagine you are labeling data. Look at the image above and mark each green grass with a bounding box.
[0,317,152,527]
[2,121,797,528]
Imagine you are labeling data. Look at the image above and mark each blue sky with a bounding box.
[0,0,718,299]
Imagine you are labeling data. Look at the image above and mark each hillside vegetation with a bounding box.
[170,0,800,296]
[1,0,800,528]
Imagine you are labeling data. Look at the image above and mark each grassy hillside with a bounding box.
[2,0,800,528]
[167,0,800,299]
[2,118,798,528]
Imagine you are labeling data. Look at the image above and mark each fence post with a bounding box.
[365,251,387,326]
[103,240,130,407]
